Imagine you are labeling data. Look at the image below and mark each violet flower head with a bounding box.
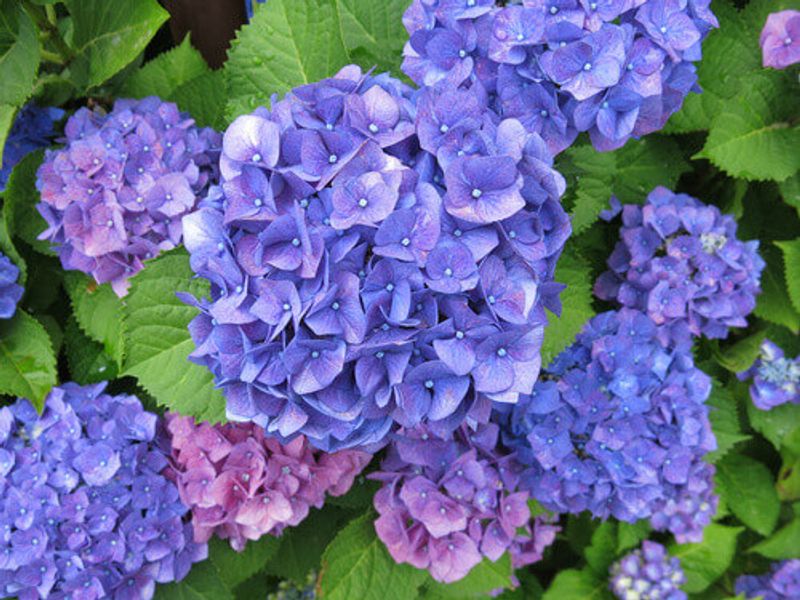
[0,383,206,600]
[735,560,800,600]
[0,252,24,320]
[182,66,569,451]
[370,423,559,583]
[402,0,717,154]
[595,187,765,342]
[0,103,63,192]
[738,339,800,411]
[166,414,371,551]
[499,308,718,542]
[760,10,800,70]
[36,97,221,296]
[609,541,687,600]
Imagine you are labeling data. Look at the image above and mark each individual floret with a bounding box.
[595,187,764,342]
[36,97,221,296]
[182,66,570,451]
[738,339,800,411]
[0,103,63,192]
[735,560,800,600]
[166,415,372,551]
[610,541,687,600]
[370,423,559,583]
[761,10,800,69]
[0,252,23,320]
[0,383,206,600]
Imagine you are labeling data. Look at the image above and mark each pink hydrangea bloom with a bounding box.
[760,10,800,69]
[166,414,372,551]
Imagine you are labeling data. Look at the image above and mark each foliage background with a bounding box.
[0,0,799,597]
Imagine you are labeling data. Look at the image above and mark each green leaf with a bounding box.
[319,513,427,600]
[749,518,800,560]
[541,249,594,367]
[154,560,234,600]
[780,173,800,217]
[335,0,408,74]
[669,524,743,593]
[423,555,514,599]
[542,569,610,600]
[705,383,750,463]
[64,0,169,90]
[225,0,351,120]
[616,521,651,554]
[119,35,209,99]
[0,1,41,106]
[775,239,800,314]
[0,206,25,284]
[170,70,228,131]
[713,331,767,374]
[3,150,54,256]
[562,146,615,235]
[0,104,17,166]
[747,399,800,453]
[585,522,617,577]
[0,310,58,410]
[63,317,118,384]
[64,272,125,368]
[326,475,380,510]
[716,454,780,536]
[122,248,226,423]
[754,246,800,334]
[208,536,281,589]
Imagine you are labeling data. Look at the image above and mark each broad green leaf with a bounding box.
[0,104,16,166]
[542,249,594,367]
[778,455,800,502]
[3,150,54,256]
[424,555,514,598]
[0,1,41,106]
[705,383,750,463]
[326,474,380,510]
[119,35,209,100]
[63,317,118,384]
[225,0,351,120]
[154,560,234,600]
[616,521,651,554]
[585,522,617,577]
[335,0,408,74]
[0,206,25,284]
[208,536,281,589]
[754,246,800,334]
[542,569,610,600]
[749,518,800,560]
[319,513,427,600]
[170,70,228,131]
[716,454,780,536]
[64,0,169,90]
[780,173,800,217]
[64,272,125,368]
[0,310,58,410]
[562,146,615,235]
[669,524,743,593]
[775,239,800,314]
[747,399,800,453]
[122,248,226,423]
[713,331,767,374]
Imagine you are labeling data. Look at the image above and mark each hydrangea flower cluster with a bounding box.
[761,10,800,70]
[402,0,717,154]
[595,187,764,342]
[182,64,570,451]
[0,104,63,192]
[36,97,221,296]
[499,308,718,542]
[738,339,800,411]
[735,560,800,600]
[166,414,371,551]
[0,252,23,320]
[609,541,686,600]
[0,383,206,600]
[370,423,559,583]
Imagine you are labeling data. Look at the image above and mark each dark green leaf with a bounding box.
[64,272,125,368]
[423,555,514,598]
[669,524,743,593]
[63,318,118,384]
[775,239,800,315]
[0,1,41,106]
[170,70,228,131]
[154,560,234,600]
[705,383,750,463]
[335,0,409,74]
[208,536,281,589]
[0,310,58,410]
[585,522,617,577]
[747,399,800,453]
[3,150,54,256]
[749,518,800,560]
[119,35,209,99]
[542,569,610,600]
[716,454,780,536]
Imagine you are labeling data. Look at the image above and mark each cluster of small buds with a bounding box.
[267,571,317,600]
[0,383,206,600]
[609,541,686,600]
[0,103,63,192]
[36,97,221,296]
[735,560,800,600]
[166,415,372,551]
[738,339,800,411]
[402,0,717,154]
[595,187,764,342]
[370,423,559,583]
[0,252,23,320]
[182,64,570,451]
[499,308,718,542]
[761,10,800,70]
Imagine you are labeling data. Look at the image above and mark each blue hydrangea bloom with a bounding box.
[738,339,800,411]
[610,541,686,600]
[595,187,764,342]
[0,383,207,600]
[0,252,23,320]
[498,308,718,542]
[182,65,570,451]
[735,560,800,600]
[0,104,63,192]
[402,0,717,154]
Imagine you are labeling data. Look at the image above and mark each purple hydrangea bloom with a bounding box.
[736,560,800,600]
[36,97,221,297]
[0,383,207,600]
[370,423,559,583]
[610,541,687,600]
[761,10,800,70]
[595,187,764,342]
[182,66,570,451]
[402,0,717,154]
[498,308,718,542]
[0,252,24,320]
[166,415,371,551]
[0,104,63,192]
[738,339,800,411]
